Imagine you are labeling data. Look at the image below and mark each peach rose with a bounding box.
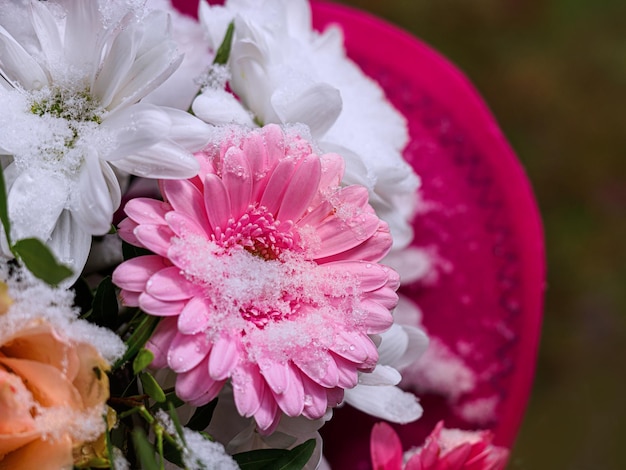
[0,319,111,469]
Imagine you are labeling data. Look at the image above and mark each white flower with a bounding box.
[143,0,212,110]
[0,0,210,277]
[194,0,420,251]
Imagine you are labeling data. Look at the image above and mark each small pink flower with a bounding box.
[113,124,399,432]
[370,421,509,470]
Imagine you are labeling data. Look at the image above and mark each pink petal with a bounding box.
[232,362,264,418]
[370,422,404,470]
[365,284,402,310]
[112,255,167,292]
[222,147,253,219]
[326,387,344,407]
[203,173,232,232]
[300,373,328,420]
[276,155,321,222]
[260,124,285,170]
[207,335,240,381]
[145,266,197,301]
[146,317,178,368]
[440,443,473,469]
[331,331,378,367]
[120,289,140,306]
[315,223,392,264]
[259,360,291,395]
[293,353,339,388]
[243,131,271,200]
[318,153,345,192]
[272,363,305,417]
[254,384,280,434]
[167,331,212,373]
[331,353,359,389]
[117,217,141,246]
[175,357,223,405]
[259,158,296,214]
[360,299,395,334]
[177,296,211,335]
[312,208,380,258]
[138,293,186,317]
[134,224,174,257]
[161,179,211,233]
[124,197,170,225]
[165,211,207,239]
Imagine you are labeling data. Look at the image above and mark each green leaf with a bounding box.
[113,314,160,370]
[262,439,316,470]
[167,401,186,445]
[186,398,218,432]
[140,372,166,403]
[233,449,289,470]
[132,428,160,470]
[162,438,185,468]
[0,165,11,247]
[150,391,184,412]
[133,349,155,375]
[91,276,119,329]
[104,416,116,470]
[12,238,73,286]
[213,21,235,65]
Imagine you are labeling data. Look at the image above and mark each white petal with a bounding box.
[142,2,211,109]
[92,16,141,109]
[63,0,101,68]
[29,0,63,67]
[109,13,183,110]
[383,247,434,285]
[110,141,199,179]
[0,24,48,89]
[271,82,342,138]
[7,169,68,243]
[358,365,402,386]
[101,103,172,161]
[192,89,255,127]
[344,384,423,424]
[47,210,91,285]
[198,2,234,51]
[161,107,213,151]
[72,152,117,235]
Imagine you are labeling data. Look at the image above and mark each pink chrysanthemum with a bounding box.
[112,124,398,432]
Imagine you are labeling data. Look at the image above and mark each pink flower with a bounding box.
[370,421,509,470]
[113,124,399,432]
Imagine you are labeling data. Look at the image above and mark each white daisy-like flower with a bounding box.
[0,0,210,277]
[194,0,420,251]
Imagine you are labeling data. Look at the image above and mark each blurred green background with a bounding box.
[336,0,626,468]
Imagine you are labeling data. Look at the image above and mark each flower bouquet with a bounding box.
[0,1,544,469]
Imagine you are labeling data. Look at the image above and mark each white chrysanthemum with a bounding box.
[194,0,420,251]
[0,0,210,277]
[144,0,212,110]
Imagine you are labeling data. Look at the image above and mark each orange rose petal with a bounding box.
[71,343,110,408]
[0,324,80,381]
[0,433,73,470]
[0,432,39,459]
[0,369,37,435]
[0,358,81,408]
